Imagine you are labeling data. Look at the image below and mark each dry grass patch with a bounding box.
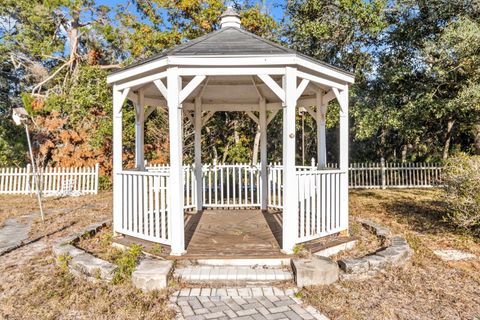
[0,192,176,319]
[302,189,480,320]
[0,245,175,319]
[0,192,112,240]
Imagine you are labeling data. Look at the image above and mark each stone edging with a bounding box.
[52,221,173,290]
[52,220,117,282]
[338,219,413,278]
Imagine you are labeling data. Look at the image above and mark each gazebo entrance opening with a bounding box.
[108,9,354,256]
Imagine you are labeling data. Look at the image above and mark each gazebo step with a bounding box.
[192,257,291,266]
[174,265,293,283]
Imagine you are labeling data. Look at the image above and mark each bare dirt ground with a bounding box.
[303,189,480,320]
[0,192,175,320]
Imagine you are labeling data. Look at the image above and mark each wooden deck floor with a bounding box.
[184,209,285,258]
[113,209,352,258]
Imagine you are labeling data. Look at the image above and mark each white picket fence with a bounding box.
[0,164,99,196]
[303,159,443,189]
[349,161,443,189]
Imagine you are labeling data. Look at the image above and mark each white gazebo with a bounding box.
[107,9,354,256]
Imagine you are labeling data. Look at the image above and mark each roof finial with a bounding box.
[220,7,241,29]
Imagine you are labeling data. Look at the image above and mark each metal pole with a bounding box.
[24,124,44,221]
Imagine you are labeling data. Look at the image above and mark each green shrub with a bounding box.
[442,155,480,230]
[112,244,143,284]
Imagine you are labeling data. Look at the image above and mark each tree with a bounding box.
[284,0,387,162]
[355,1,480,161]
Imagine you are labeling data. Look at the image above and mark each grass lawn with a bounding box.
[303,189,480,320]
[0,189,479,319]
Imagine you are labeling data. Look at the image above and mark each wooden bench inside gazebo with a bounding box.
[107,8,354,257]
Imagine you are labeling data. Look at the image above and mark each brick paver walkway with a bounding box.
[170,287,328,320]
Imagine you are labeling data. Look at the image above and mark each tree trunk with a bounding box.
[69,10,80,71]
[473,124,480,155]
[252,127,260,164]
[443,120,455,160]
[401,145,407,163]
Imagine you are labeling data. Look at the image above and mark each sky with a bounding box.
[96,0,286,23]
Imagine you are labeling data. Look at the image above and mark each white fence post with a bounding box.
[381,157,386,189]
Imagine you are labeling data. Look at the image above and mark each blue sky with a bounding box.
[96,0,286,22]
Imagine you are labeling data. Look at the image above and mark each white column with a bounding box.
[135,88,145,170]
[259,97,267,211]
[282,67,298,253]
[167,67,185,255]
[316,92,327,168]
[194,97,203,212]
[338,87,349,231]
[112,85,124,235]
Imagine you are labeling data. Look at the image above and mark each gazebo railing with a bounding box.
[118,170,171,245]
[117,163,345,245]
[146,164,197,211]
[202,163,261,208]
[296,169,347,242]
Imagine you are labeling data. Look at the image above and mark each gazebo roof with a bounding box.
[107,8,354,109]
[110,26,353,78]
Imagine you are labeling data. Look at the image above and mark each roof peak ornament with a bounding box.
[220,7,241,29]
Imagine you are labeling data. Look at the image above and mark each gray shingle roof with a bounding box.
[111,27,354,77]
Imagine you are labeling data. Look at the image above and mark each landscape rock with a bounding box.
[70,253,116,281]
[132,259,173,291]
[338,258,370,274]
[58,233,82,245]
[433,249,476,261]
[391,235,408,247]
[358,219,390,239]
[363,254,388,270]
[292,257,339,287]
[52,244,85,259]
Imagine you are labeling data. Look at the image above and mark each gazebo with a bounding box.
[107,9,354,256]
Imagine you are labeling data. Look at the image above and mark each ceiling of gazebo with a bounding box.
[135,74,324,110]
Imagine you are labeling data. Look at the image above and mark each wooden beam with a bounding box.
[202,111,215,126]
[112,85,124,235]
[296,79,310,101]
[135,88,145,170]
[303,105,316,119]
[183,103,282,112]
[179,75,206,104]
[144,106,157,120]
[167,66,185,256]
[316,92,327,168]
[258,74,285,103]
[114,87,130,114]
[251,76,263,99]
[184,110,194,123]
[194,98,203,211]
[178,67,285,76]
[259,97,267,211]
[153,79,168,100]
[267,109,279,125]
[246,111,259,125]
[196,76,210,99]
[116,71,167,91]
[297,70,346,91]
[282,66,298,253]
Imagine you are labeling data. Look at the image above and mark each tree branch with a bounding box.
[31,59,73,95]
[97,64,122,69]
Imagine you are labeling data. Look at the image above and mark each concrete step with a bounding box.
[192,257,291,266]
[174,265,293,282]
